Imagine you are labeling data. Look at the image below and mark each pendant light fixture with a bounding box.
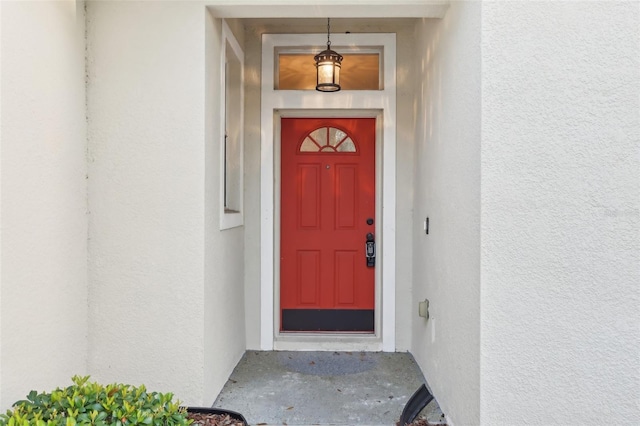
[315,18,343,92]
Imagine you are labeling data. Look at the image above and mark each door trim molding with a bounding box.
[274,112,383,348]
[260,33,396,351]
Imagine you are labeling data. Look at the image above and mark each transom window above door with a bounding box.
[300,127,357,153]
[277,52,382,91]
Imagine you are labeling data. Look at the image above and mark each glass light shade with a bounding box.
[315,48,343,92]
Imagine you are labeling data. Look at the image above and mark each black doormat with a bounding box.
[282,309,374,331]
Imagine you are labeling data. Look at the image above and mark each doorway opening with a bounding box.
[260,32,396,351]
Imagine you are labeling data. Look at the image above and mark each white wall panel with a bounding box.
[0,0,88,409]
[411,3,482,425]
[480,2,640,424]
[204,12,246,404]
[87,1,245,405]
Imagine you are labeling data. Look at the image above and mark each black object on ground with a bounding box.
[399,384,434,426]
[187,406,248,426]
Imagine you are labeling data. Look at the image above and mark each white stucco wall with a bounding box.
[203,12,246,403]
[87,1,245,405]
[411,2,481,425]
[481,2,640,424]
[394,21,418,352]
[0,0,88,409]
[0,0,3,407]
[242,22,262,350]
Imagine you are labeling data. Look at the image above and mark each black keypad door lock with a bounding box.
[365,233,376,267]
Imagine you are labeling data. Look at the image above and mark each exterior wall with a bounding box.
[242,18,417,351]
[203,12,246,404]
[87,1,245,405]
[0,0,88,409]
[242,22,262,350]
[411,2,482,425]
[480,2,640,424]
[394,20,418,352]
[0,1,3,406]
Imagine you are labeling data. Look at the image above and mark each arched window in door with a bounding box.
[299,127,357,153]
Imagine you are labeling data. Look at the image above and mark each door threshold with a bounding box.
[274,333,382,352]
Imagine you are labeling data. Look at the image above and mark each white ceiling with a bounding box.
[205,1,449,18]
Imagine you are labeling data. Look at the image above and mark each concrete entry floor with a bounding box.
[213,351,445,426]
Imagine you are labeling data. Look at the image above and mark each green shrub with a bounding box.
[0,375,192,426]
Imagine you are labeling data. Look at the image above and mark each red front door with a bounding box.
[280,118,376,332]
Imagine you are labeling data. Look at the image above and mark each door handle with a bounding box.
[365,233,375,267]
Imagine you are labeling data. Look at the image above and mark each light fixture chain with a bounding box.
[315,16,342,92]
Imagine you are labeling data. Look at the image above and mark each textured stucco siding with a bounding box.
[411,3,482,425]
[87,1,245,405]
[203,12,247,404]
[87,1,246,405]
[0,0,88,409]
[481,1,640,424]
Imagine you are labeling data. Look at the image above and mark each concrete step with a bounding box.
[213,351,446,426]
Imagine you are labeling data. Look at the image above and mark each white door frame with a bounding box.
[260,33,396,351]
